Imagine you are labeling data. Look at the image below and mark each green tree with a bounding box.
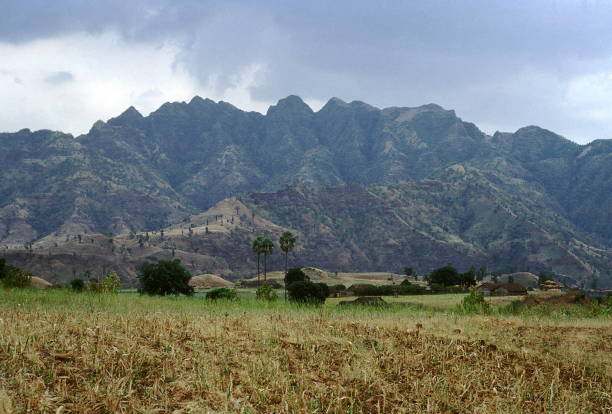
[279,232,296,276]
[251,236,265,285]
[261,237,274,281]
[429,265,460,287]
[138,259,194,296]
[459,266,477,287]
[476,266,486,281]
[404,267,413,277]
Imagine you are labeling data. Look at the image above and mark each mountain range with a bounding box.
[1,96,610,287]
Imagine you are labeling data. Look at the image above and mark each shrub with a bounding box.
[0,259,31,288]
[455,288,492,314]
[87,280,104,293]
[256,282,278,301]
[284,268,309,286]
[101,271,121,293]
[316,283,329,298]
[1,268,31,288]
[351,283,427,296]
[268,281,283,289]
[138,259,194,296]
[287,281,327,304]
[206,287,238,300]
[0,258,7,280]
[333,284,346,291]
[69,278,85,292]
[498,300,523,315]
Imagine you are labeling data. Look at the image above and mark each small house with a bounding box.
[476,282,527,296]
[475,282,498,296]
[346,283,373,294]
[494,283,528,296]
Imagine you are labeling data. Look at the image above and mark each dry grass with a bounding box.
[328,293,525,309]
[0,289,610,413]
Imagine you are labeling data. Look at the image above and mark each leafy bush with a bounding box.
[0,258,7,280]
[455,288,492,314]
[256,282,278,301]
[333,284,346,291]
[284,268,309,286]
[351,283,427,296]
[87,280,104,293]
[1,268,31,288]
[0,260,31,288]
[206,287,238,300]
[317,283,329,298]
[69,278,85,292]
[498,300,523,315]
[287,281,327,304]
[102,271,121,293]
[138,259,194,296]
[267,281,283,289]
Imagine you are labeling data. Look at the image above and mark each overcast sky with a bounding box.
[2,1,612,144]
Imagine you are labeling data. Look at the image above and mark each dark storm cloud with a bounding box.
[2,0,612,142]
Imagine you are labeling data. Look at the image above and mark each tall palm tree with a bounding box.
[279,232,296,274]
[260,237,274,281]
[252,236,265,285]
[279,231,296,300]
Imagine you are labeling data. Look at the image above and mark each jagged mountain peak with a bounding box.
[88,120,106,132]
[266,95,313,116]
[188,96,216,106]
[107,106,143,126]
[321,96,349,109]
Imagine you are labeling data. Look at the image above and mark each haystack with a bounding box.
[339,297,388,306]
[188,274,233,289]
[30,276,53,289]
[540,280,565,290]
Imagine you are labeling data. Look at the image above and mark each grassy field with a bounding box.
[0,289,610,413]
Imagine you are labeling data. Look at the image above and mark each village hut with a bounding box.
[476,282,527,296]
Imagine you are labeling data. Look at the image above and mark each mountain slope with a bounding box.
[4,180,610,287]
[0,96,611,286]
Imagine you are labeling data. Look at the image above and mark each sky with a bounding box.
[2,1,612,144]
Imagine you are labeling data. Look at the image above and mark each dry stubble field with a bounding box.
[0,289,610,413]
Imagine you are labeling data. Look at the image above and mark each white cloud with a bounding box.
[0,31,272,135]
[564,71,612,122]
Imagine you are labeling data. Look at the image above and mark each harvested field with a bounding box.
[0,289,610,413]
